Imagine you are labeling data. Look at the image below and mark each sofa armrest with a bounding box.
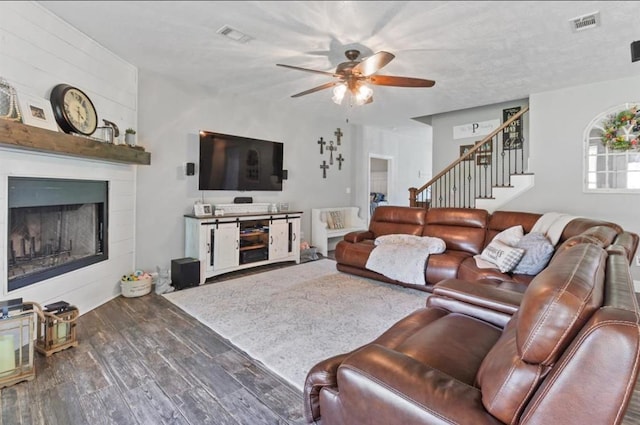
[433,279,523,315]
[343,230,374,243]
[304,352,350,423]
[327,345,502,425]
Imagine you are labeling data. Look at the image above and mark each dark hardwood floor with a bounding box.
[2,253,640,425]
[1,261,307,425]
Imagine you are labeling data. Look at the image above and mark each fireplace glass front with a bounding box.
[7,177,108,291]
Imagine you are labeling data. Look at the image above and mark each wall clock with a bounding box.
[50,84,98,135]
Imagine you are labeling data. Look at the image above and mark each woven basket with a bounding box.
[120,276,152,298]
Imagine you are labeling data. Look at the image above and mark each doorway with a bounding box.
[368,155,392,222]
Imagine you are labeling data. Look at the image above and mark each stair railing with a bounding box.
[409,106,529,209]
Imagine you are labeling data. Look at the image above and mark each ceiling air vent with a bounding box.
[569,12,600,32]
[216,25,253,44]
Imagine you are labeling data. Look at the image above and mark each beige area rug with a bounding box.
[163,259,427,391]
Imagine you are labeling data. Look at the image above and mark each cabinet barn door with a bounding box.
[213,222,239,271]
[269,220,289,260]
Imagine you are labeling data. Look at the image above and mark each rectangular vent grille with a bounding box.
[569,12,600,32]
[216,25,253,44]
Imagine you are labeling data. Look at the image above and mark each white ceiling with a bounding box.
[39,1,640,128]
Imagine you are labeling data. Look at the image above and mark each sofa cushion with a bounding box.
[550,234,601,263]
[517,243,606,364]
[480,240,525,273]
[486,211,541,245]
[511,232,554,275]
[559,218,621,243]
[425,250,472,284]
[334,239,375,268]
[369,206,426,237]
[476,243,606,424]
[423,208,488,255]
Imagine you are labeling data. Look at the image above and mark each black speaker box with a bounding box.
[186,162,195,176]
[234,197,253,204]
[171,257,200,290]
[632,40,640,63]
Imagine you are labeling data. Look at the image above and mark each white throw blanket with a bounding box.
[365,235,446,286]
[531,212,578,245]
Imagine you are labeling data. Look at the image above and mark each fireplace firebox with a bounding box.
[7,177,108,291]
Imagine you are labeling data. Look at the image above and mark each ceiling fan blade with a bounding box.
[368,75,436,88]
[290,81,338,98]
[353,51,395,77]
[276,63,336,77]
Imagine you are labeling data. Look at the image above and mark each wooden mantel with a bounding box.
[0,120,151,165]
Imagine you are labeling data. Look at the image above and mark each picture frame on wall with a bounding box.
[460,144,475,161]
[17,91,59,132]
[503,106,523,150]
[476,153,492,166]
[475,139,492,152]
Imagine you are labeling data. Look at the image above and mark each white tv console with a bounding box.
[184,211,302,284]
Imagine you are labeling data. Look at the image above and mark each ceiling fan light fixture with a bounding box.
[354,83,373,105]
[332,83,347,105]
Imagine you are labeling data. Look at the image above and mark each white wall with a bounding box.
[352,124,433,220]
[135,71,356,273]
[0,2,138,313]
[430,99,529,173]
[503,75,640,280]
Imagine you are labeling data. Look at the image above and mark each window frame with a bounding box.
[583,102,640,193]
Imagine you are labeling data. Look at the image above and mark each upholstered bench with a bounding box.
[311,207,367,257]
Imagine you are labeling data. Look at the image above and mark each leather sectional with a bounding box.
[304,206,640,425]
[335,206,638,291]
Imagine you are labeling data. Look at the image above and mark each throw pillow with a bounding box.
[325,211,335,229]
[480,239,525,273]
[512,232,555,275]
[493,225,524,246]
[330,211,344,229]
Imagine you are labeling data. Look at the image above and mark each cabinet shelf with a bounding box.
[239,244,267,252]
[0,120,151,165]
[240,231,267,237]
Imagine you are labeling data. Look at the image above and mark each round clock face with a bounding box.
[50,84,98,136]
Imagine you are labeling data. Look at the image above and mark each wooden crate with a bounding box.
[35,307,79,357]
[0,310,36,388]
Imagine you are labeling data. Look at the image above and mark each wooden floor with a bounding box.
[2,255,640,425]
[1,262,306,425]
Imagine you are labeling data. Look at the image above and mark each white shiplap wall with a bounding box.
[0,2,139,313]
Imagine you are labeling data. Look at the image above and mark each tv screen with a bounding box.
[199,131,284,191]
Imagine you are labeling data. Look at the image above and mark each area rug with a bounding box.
[162,259,427,391]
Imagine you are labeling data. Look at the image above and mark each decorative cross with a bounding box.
[335,128,343,146]
[327,140,336,165]
[320,160,329,179]
[317,137,326,154]
[336,154,344,170]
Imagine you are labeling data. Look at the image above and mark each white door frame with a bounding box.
[367,154,393,222]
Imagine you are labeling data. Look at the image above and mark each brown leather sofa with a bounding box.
[335,206,638,292]
[304,242,640,424]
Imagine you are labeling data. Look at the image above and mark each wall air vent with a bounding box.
[569,12,600,32]
[216,25,253,44]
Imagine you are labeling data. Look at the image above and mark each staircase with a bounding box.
[409,107,531,212]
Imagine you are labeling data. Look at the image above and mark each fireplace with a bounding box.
[7,177,108,291]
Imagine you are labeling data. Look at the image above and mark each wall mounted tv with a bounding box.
[199,130,284,191]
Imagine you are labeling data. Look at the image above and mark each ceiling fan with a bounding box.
[276,49,435,105]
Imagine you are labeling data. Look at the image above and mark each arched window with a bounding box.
[584,103,640,192]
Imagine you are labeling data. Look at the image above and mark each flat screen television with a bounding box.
[199,131,284,191]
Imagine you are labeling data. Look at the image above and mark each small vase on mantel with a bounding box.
[125,128,136,146]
